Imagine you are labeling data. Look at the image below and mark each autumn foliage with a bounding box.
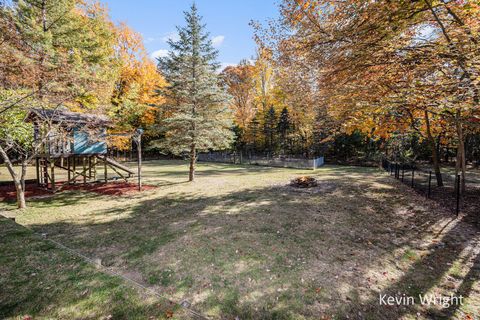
[245,0,480,189]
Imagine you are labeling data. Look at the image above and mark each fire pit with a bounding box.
[290,176,318,188]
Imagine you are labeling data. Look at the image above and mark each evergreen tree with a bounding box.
[232,124,244,152]
[277,107,291,153]
[158,4,233,181]
[249,113,260,152]
[9,0,116,108]
[263,105,277,153]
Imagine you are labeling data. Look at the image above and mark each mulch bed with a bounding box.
[0,181,156,201]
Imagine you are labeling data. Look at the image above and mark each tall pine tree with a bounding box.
[263,105,277,153]
[277,107,291,154]
[7,0,116,109]
[249,113,260,152]
[158,4,233,181]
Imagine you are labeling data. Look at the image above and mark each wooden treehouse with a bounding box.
[26,108,136,192]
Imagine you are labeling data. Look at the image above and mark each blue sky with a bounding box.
[103,0,279,69]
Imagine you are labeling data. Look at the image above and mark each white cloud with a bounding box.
[218,62,236,72]
[212,35,225,47]
[144,37,156,44]
[162,32,180,43]
[150,49,169,60]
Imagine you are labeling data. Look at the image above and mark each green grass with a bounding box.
[0,217,188,319]
[1,160,479,319]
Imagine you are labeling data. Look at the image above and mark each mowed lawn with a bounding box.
[1,160,480,319]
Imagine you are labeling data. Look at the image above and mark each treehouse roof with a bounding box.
[26,108,111,128]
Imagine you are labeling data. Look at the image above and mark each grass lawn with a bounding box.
[0,216,188,319]
[1,160,480,319]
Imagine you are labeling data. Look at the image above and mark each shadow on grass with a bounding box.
[0,217,182,319]
[346,215,480,319]
[0,190,92,211]
[8,164,480,319]
[441,251,480,318]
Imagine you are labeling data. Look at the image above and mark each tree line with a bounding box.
[237,0,480,192]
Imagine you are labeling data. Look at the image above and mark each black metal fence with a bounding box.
[382,159,480,222]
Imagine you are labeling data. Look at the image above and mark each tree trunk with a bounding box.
[455,111,466,194]
[189,144,196,182]
[21,158,27,193]
[14,179,26,209]
[0,145,27,209]
[424,110,443,186]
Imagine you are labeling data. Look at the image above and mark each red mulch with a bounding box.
[0,181,156,201]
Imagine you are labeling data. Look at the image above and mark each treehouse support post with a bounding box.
[133,128,143,191]
[43,159,48,188]
[50,158,56,192]
[35,157,40,186]
[72,155,76,184]
[67,156,71,183]
[83,156,87,184]
[93,156,97,181]
[104,156,107,183]
[88,156,92,179]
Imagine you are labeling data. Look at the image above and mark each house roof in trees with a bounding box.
[26,107,111,127]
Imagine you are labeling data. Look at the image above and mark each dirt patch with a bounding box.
[0,181,156,201]
[283,181,338,194]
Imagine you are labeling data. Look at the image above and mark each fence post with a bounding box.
[427,171,432,199]
[456,174,461,217]
[411,168,414,187]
